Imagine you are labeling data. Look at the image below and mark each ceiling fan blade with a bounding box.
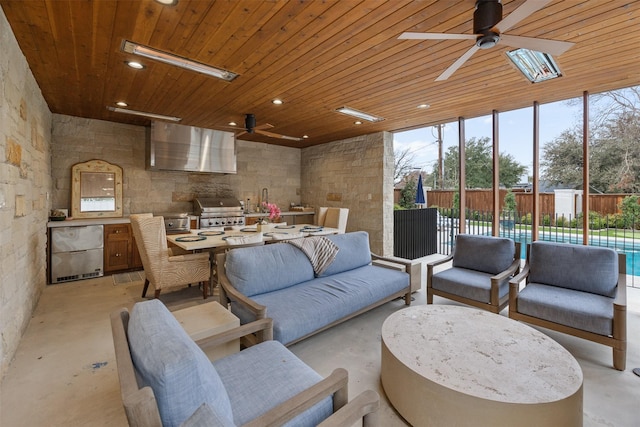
[500,34,574,56]
[436,44,480,81]
[398,32,476,41]
[255,123,275,131]
[495,0,552,33]
[255,129,302,141]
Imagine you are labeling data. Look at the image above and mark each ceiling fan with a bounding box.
[398,0,574,81]
[226,113,302,141]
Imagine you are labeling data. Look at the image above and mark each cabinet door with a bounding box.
[105,239,131,272]
[104,224,131,272]
[131,234,143,269]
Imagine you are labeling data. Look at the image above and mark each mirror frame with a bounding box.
[71,159,123,219]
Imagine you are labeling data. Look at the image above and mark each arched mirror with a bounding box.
[71,159,123,219]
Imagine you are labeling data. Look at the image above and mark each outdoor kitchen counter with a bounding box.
[47,215,199,228]
[245,211,315,225]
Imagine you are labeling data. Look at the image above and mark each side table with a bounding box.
[173,301,240,361]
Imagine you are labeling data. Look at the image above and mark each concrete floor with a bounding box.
[1,260,640,426]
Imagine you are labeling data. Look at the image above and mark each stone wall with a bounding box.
[0,8,53,378]
[301,132,394,255]
[51,115,302,216]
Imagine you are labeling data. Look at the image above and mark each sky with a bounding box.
[393,98,585,184]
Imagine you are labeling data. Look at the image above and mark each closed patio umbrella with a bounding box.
[415,174,425,207]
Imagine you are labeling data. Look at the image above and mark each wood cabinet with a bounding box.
[104,224,143,273]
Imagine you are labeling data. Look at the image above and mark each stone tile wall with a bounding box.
[301,132,394,255]
[0,8,53,378]
[50,115,302,216]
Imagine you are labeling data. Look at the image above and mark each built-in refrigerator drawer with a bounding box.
[51,248,104,283]
[50,225,104,283]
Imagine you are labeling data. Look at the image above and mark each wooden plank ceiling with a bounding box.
[1,0,639,147]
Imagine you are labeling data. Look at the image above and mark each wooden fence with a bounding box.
[395,189,637,216]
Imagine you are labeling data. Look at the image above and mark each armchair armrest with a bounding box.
[492,256,521,283]
[509,263,530,288]
[371,253,412,270]
[317,390,379,427]
[244,368,378,427]
[427,253,454,269]
[195,318,273,350]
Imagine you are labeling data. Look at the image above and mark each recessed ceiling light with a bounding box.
[417,104,430,109]
[354,121,363,125]
[116,101,128,107]
[272,99,283,105]
[228,121,237,126]
[126,61,145,70]
[106,106,181,122]
[335,106,384,122]
[122,40,238,81]
[303,135,309,139]
[155,0,178,5]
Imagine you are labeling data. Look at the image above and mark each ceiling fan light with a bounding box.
[506,48,562,83]
[335,106,384,122]
[476,32,500,49]
[122,40,238,81]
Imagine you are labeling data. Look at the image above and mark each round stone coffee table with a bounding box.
[381,305,583,426]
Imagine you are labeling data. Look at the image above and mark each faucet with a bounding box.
[261,188,268,211]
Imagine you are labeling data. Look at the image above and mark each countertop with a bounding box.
[245,211,315,217]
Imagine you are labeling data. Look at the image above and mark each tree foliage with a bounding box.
[431,137,527,189]
[398,178,417,209]
[542,87,640,193]
[393,147,417,185]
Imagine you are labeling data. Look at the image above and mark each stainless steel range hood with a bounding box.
[147,121,237,173]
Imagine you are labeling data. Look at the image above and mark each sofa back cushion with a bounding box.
[128,300,234,427]
[452,234,515,275]
[528,241,619,297]
[225,243,315,296]
[318,231,372,277]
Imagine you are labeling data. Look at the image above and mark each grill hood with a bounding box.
[146,121,237,174]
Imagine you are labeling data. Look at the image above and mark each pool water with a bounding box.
[499,232,639,278]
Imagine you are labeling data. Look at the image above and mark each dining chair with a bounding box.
[318,207,349,233]
[130,215,211,299]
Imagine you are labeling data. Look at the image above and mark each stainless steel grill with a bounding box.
[160,213,190,234]
[194,197,245,229]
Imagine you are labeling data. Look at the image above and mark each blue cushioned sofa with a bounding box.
[509,241,627,370]
[217,231,413,346]
[110,299,380,427]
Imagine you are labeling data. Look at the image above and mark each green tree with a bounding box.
[619,195,640,229]
[503,190,517,212]
[399,179,417,209]
[434,137,527,189]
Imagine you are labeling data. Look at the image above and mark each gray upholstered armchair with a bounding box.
[427,234,520,313]
[509,241,627,370]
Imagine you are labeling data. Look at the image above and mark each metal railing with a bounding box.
[435,209,639,286]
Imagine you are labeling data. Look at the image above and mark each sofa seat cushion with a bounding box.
[432,267,509,303]
[528,242,619,297]
[225,243,314,297]
[128,300,234,427]
[232,265,408,344]
[452,234,515,275]
[517,283,614,336]
[213,340,333,426]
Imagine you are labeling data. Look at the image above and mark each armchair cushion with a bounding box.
[516,283,614,336]
[180,403,234,427]
[432,267,509,303]
[452,234,515,274]
[528,241,618,298]
[213,340,333,426]
[128,300,234,427]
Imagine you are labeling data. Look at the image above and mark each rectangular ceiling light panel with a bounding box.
[506,48,562,83]
[107,106,182,122]
[335,106,385,122]
[122,40,238,81]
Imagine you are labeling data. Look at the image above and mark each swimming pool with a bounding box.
[499,231,640,278]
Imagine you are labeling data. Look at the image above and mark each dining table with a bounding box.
[166,223,340,251]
